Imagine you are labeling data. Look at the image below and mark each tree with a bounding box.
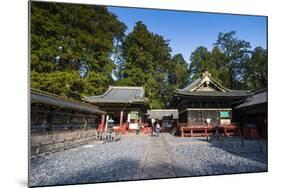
[168,54,189,88]
[189,46,213,81]
[214,31,251,89]
[117,21,173,108]
[31,71,85,100]
[245,47,268,90]
[30,2,126,98]
[210,46,230,87]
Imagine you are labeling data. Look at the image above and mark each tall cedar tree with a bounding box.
[188,31,266,90]
[214,31,251,89]
[245,47,268,90]
[118,21,189,108]
[31,3,266,107]
[31,2,126,99]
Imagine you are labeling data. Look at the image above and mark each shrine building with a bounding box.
[84,86,150,133]
[170,71,251,127]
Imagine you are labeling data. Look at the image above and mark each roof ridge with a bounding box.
[110,86,144,90]
[149,109,178,111]
[252,88,267,94]
[177,77,201,91]
[31,88,100,109]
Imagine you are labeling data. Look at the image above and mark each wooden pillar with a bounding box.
[186,110,189,124]
[199,102,203,124]
[199,110,203,125]
[46,110,54,134]
[101,114,105,128]
[120,111,124,127]
[258,106,264,138]
[98,114,105,131]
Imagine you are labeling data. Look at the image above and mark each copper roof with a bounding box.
[147,109,179,120]
[174,71,250,98]
[31,88,105,114]
[235,89,267,109]
[84,86,149,104]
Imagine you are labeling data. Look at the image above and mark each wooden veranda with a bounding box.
[179,123,241,137]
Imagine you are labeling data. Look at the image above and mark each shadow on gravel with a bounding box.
[31,158,193,187]
[174,164,266,178]
[186,136,267,165]
[31,158,139,187]
[30,154,267,187]
[210,138,267,165]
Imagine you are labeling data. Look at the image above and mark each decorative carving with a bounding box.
[202,70,211,77]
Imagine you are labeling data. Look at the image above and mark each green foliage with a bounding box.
[31,71,85,100]
[245,47,268,90]
[168,54,189,88]
[31,2,126,99]
[84,71,113,96]
[117,21,187,108]
[214,31,251,89]
[189,46,212,81]
[188,31,266,90]
[31,2,266,108]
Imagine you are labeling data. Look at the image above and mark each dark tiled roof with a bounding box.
[147,109,179,120]
[31,88,105,114]
[235,90,267,109]
[177,77,201,93]
[175,71,250,97]
[175,90,249,97]
[84,86,149,104]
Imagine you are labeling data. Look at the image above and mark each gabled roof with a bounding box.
[175,71,250,97]
[147,109,179,120]
[31,88,105,114]
[235,89,267,109]
[84,86,149,104]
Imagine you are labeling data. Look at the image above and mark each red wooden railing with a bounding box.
[180,124,241,137]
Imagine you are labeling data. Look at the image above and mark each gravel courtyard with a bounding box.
[163,134,267,177]
[30,133,267,187]
[30,135,151,186]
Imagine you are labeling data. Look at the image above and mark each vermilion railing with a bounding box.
[180,124,241,137]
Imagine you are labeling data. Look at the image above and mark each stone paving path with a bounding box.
[135,134,177,180]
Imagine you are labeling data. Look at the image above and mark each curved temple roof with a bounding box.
[235,89,267,109]
[175,71,250,98]
[84,86,149,104]
[31,88,105,114]
[147,109,179,120]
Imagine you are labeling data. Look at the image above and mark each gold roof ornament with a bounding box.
[202,70,211,77]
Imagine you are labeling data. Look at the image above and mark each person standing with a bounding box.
[151,119,155,137]
[136,123,140,135]
[156,120,160,137]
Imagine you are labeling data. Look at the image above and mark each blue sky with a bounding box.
[108,6,267,64]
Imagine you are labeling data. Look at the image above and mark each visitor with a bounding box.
[156,121,160,137]
[151,119,155,137]
[136,123,140,135]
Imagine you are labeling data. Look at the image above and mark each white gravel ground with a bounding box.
[162,134,267,177]
[30,134,267,187]
[30,136,150,186]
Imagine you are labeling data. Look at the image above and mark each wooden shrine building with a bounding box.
[30,88,107,155]
[169,71,251,137]
[84,86,150,133]
[233,89,267,139]
[147,109,179,132]
[31,88,106,134]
